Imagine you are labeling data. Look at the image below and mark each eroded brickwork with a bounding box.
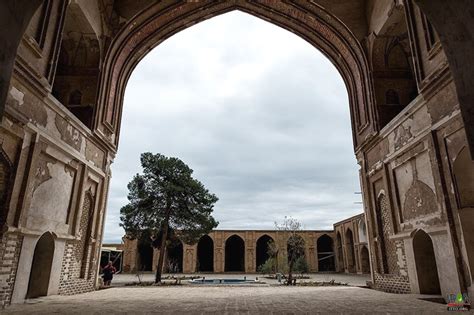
[373,273,411,294]
[0,233,23,308]
[58,195,97,295]
[58,241,95,295]
[379,195,399,275]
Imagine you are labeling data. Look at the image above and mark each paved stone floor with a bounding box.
[4,285,451,314]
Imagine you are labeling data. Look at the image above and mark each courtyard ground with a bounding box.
[3,273,451,314]
[111,272,371,287]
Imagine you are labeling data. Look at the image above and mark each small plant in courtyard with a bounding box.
[120,152,219,283]
[275,217,305,285]
[293,255,309,276]
[258,257,275,274]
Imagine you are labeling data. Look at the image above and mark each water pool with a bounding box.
[189,278,259,284]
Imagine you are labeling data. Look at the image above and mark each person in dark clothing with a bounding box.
[102,261,116,286]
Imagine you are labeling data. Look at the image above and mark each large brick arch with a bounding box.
[95,0,376,152]
[1,1,472,157]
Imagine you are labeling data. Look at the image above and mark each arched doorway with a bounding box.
[358,219,367,243]
[345,229,356,273]
[26,232,55,298]
[197,235,214,272]
[225,235,245,272]
[413,230,441,294]
[317,234,335,272]
[166,239,183,273]
[360,246,370,274]
[256,235,274,272]
[137,240,153,272]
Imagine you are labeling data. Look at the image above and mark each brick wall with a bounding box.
[58,241,96,295]
[58,193,98,295]
[373,273,411,294]
[0,233,23,308]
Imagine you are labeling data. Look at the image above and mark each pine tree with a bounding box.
[120,152,218,283]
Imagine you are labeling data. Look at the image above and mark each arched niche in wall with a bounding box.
[360,245,370,274]
[26,232,55,298]
[413,230,441,294]
[358,218,367,243]
[345,228,356,273]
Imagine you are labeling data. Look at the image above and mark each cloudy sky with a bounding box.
[103,11,362,243]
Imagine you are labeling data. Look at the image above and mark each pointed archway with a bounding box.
[413,230,441,294]
[26,232,55,298]
[197,235,214,272]
[256,235,274,272]
[137,239,153,272]
[345,228,356,273]
[166,239,183,273]
[317,234,335,272]
[225,235,245,272]
[360,246,370,274]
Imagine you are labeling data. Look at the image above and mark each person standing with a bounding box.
[102,261,116,286]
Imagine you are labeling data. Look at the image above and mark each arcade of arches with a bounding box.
[0,0,474,307]
[119,214,372,276]
[122,229,347,274]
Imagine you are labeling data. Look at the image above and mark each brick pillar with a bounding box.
[215,247,224,273]
[183,244,196,273]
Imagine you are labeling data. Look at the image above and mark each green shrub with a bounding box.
[293,256,309,274]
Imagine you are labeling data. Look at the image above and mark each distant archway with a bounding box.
[256,235,274,272]
[317,234,335,272]
[166,239,183,273]
[137,240,153,272]
[360,246,370,274]
[413,230,441,294]
[225,235,245,272]
[345,228,356,273]
[197,235,214,272]
[26,232,55,298]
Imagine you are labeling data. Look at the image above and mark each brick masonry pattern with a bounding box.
[0,233,23,308]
